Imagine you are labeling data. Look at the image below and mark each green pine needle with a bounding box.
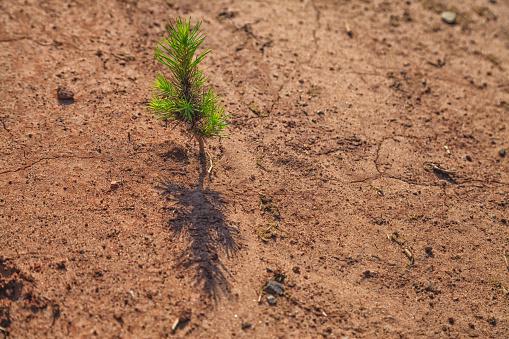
[148,17,228,137]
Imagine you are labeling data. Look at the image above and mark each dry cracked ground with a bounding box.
[1,0,509,338]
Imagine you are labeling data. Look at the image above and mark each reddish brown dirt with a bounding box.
[1,0,509,337]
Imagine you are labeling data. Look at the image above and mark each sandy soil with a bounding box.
[1,0,509,337]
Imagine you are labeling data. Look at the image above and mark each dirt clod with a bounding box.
[259,194,281,220]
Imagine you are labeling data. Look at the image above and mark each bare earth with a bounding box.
[1,0,509,337]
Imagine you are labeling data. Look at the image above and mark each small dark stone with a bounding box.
[266,294,277,305]
[217,9,236,20]
[264,280,284,296]
[273,272,286,283]
[465,155,472,162]
[110,180,121,190]
[241,322,252,330]
[172,309,191,332]
[57,87,75,105]
[179,310,191,323]
[362,270,376,279]
[448,317,455,325]
[292,266,301,274]
[425,246,434,257]
[487,317,497,326]
[0,307,11,329]
[113,314,123,325]
[57,87,74,100]
[499,148,506,157]
[51,304,61,321]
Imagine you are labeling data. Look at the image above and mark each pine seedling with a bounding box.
[149,18,227,179]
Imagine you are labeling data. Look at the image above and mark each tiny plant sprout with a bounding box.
[149,18,227,180]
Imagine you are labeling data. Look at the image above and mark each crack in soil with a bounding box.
[350,137,509,189]
[0,35,54,46]
[270,82,285,112]
[349,137,443,188]
[0,154,102,175]
[0,117,11,137]
[455,178,509,188]
[306,0,321,65]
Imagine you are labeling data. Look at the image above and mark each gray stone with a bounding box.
[264,280,284,296]
[267,294,277,305]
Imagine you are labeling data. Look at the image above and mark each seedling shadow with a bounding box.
[157,152,239,299]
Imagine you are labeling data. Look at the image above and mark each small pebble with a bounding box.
[267,294,277,305]
[57,87,74,100]
[441,11,457,25]
[362,270,376,279]
[57,86,75,105]
[241,322,252,330]
[264,280,284,296]
[110,180,121,190]
[425,246,434,257]
[499,148,506,157]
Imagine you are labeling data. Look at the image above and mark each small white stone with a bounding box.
[441,11,457,25]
